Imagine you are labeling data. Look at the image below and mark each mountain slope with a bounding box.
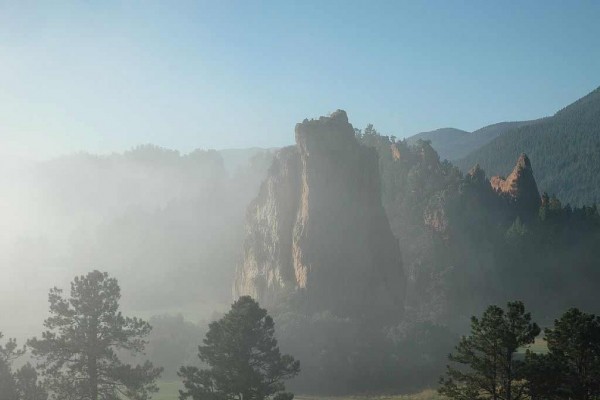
[406,121,537,161]
[457,86,600,205]
[406,128,469,160]
[471,120,540,140]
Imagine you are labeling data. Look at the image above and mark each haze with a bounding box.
[2,2,600,399]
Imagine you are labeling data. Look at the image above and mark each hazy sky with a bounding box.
[1,1,599,159]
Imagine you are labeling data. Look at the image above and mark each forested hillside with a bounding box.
[458,86,600,205]
[358,126,600,327]
[406,128,469,160]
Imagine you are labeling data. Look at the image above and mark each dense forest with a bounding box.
[458,86,600,205]
[360,126,600,327]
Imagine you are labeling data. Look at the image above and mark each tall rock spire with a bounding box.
[234,110,405,321]
[490,153,541,217]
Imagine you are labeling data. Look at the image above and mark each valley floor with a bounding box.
[154,382,443,400]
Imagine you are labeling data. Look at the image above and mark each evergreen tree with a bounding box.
[522,352,566,400]
[28,270,162,400]
[0,333,47,400]
[439,301,540,400]
[539,308,600,400]
[0,332,23,400]
[179,296,300,400]
[15,363,48,400]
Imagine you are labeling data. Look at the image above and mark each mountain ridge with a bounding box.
[405,120,539,161]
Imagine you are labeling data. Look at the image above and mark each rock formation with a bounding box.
[490,153,541,217]
[234,110,405,321]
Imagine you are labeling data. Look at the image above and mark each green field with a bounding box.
[518,336,548,354]
[295,391,444,400]
[154,383,443,400]
[155,381,182,400]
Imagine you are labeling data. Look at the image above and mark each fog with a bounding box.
[0,145,273,340]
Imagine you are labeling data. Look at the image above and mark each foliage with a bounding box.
[28,270,162,400]
[271,305,456,395]
[525,308,600,400]
[439,301,540,400]
[0,333,47,400]
[178,296,299,400]
[359,124,600,329]
[521,352,565,400]
[14,363,48,400]
[0,332,24,400]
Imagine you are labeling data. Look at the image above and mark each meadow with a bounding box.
[153,335,549,399]
[154,382,443,400]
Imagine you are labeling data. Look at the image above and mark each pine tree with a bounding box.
[14,363,48,400]
[28,270,162,400]
[543,308,600,399]
[179,296,300,400]
[0,332,23,400]
[439,301,540,400]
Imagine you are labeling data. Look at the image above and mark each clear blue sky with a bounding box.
[1,1,599,159]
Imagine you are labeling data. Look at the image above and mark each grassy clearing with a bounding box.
[528,336,548,353]
[296,390,444,400]
[153,383,443,400]
[518,336,548,354]
[154,335,548,400]
[155,381,182,400]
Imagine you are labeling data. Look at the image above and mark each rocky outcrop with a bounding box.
[234,110,405,321]
[490,153,541,217]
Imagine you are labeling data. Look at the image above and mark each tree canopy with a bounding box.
[0,333,47,400]
[28,270,162,400]
[525,308,600,400]
[179,296,300,400]
[439,301,540,400]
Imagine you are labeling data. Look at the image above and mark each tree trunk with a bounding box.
[506,351,512,400]
[89,355,98,400]
[89,315,99,400]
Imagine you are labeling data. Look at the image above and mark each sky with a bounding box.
[1,1,599,160]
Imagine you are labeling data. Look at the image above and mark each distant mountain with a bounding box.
[406,121,537,161]
[457,86,600,206]
[471,120,541,139]
[406,128,469,160]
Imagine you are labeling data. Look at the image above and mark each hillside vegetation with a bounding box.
[458,86,600,205]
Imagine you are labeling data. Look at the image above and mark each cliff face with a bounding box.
[490,153,541,217]
[234,110,405,320]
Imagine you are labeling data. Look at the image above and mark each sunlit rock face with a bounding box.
[234,110,405,321]
[490,153,541,218]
